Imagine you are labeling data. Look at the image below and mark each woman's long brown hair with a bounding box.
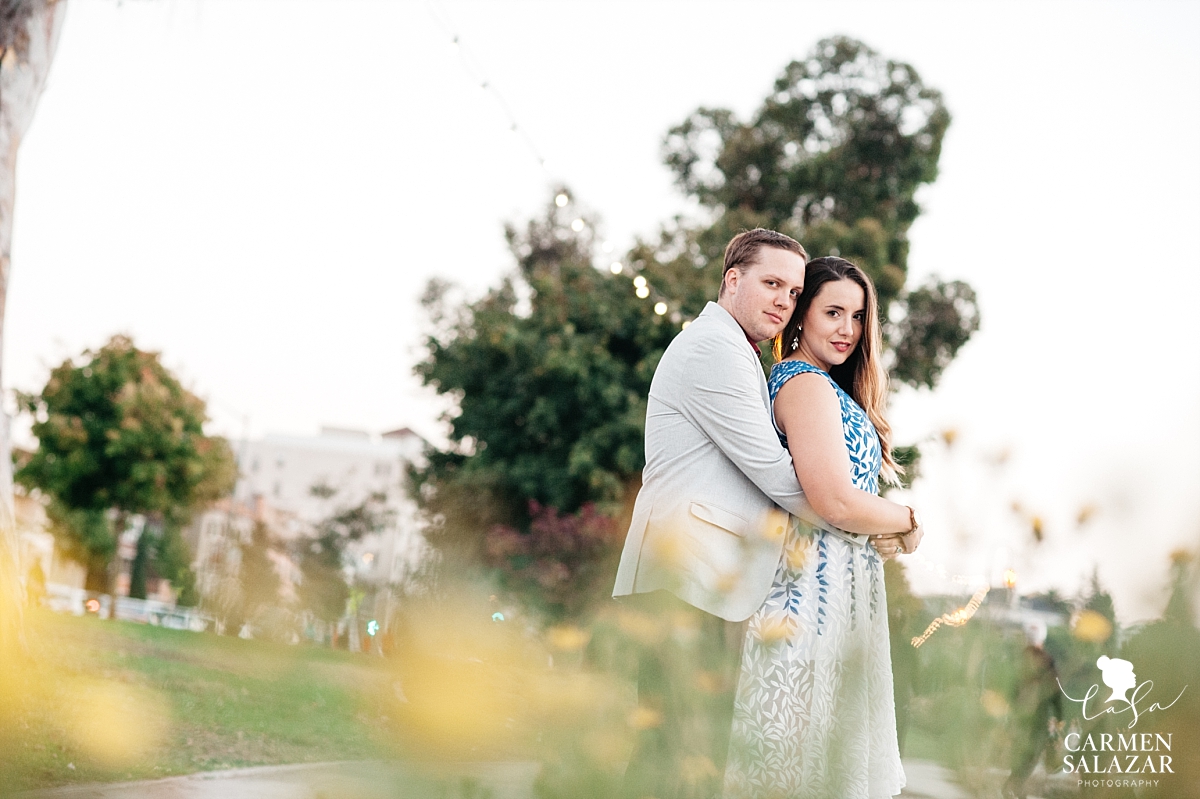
[773,256,902,485]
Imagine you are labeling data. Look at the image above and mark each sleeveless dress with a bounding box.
[723,360,906,799]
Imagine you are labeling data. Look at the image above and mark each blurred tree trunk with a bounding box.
[0,0,67,655]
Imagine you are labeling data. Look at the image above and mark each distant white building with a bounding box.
[231,426,427,589]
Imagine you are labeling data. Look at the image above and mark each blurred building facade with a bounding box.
[14,489,84,591]
[187,426,428,644]
[230,426,426,585]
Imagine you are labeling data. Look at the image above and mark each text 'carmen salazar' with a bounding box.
[1061,733,1173,774]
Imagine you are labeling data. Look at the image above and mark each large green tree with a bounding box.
[415,37,981,616]
[654,35,977,388]
[16,334,236,592]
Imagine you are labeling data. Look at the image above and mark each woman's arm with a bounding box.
[773,371,913,536]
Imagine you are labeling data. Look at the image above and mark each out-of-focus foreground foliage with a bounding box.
[7,532,1196,797]
[385,548,1200,799]
[890,555,1200,799]
[15,335,236,598]
[414,36,980,619]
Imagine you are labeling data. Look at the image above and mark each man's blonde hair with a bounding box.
[719,229,808,298]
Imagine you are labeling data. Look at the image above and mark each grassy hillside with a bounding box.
[0,609,397,793]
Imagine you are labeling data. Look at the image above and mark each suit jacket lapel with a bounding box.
[699,302,772,412]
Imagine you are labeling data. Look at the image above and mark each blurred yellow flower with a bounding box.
[67,679,170,766]
[760,509,789,540]
[786,539,811,570]
[715,572,739,594]
[757,617,791,644]
[627,706,663,730]
[680,755,718,782]
[1072,609,1113,643]
[616,609,667,646]
[980,689,1010,718]
[547,625,591,652]
[650,528,686,566]
[693,670,724,694]
[582,730,629,766]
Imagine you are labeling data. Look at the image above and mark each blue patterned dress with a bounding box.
[723,360,905,799]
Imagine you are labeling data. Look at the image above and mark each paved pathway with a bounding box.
[17,758,972,799]
[12,762,539,799]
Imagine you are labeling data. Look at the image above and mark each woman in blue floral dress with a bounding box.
[724,257,923,799]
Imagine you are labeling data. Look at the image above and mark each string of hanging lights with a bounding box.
[422,2,682,325]
[421,0,553,178]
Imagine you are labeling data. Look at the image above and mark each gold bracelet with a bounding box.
[906,505,918,534]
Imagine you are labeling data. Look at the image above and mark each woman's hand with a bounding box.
[870,534,904,560]
[901,525,923,555]
[869,525,922,560]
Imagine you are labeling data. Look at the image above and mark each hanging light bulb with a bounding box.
[633,276,647,288]
[654,302,668,315]
[571,218,585,232]
[609,262,623,274]
[636,286,650,299]
[555,193,569,207]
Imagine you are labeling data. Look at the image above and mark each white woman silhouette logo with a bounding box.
[1060,655,1185,728]
[1096,656,1137,705]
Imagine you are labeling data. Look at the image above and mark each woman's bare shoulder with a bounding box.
[773,368,841,430]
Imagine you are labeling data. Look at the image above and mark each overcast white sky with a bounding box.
[7,0,1200,619]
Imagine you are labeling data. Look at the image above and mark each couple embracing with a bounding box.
[613,228,924,799]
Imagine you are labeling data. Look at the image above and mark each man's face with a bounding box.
[718,247,806,343]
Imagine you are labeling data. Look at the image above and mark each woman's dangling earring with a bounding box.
[791,333,800,351]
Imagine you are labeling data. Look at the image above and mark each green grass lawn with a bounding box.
[0,609,400,793]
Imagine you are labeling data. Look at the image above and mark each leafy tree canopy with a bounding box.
[654,35,977,388]
[16,334,236,588]
[414,195,676,565]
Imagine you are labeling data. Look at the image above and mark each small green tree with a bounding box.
[128,523,152,599]
[221,520,282,635]
[156,520,199,606]
[128,518,197,603]
[16,335,236,593]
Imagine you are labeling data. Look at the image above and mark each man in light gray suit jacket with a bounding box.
[614,228,859,799]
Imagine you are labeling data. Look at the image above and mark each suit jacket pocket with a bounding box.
[689,501,752,538]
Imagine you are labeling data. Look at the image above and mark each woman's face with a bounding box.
[796,278,866,372]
